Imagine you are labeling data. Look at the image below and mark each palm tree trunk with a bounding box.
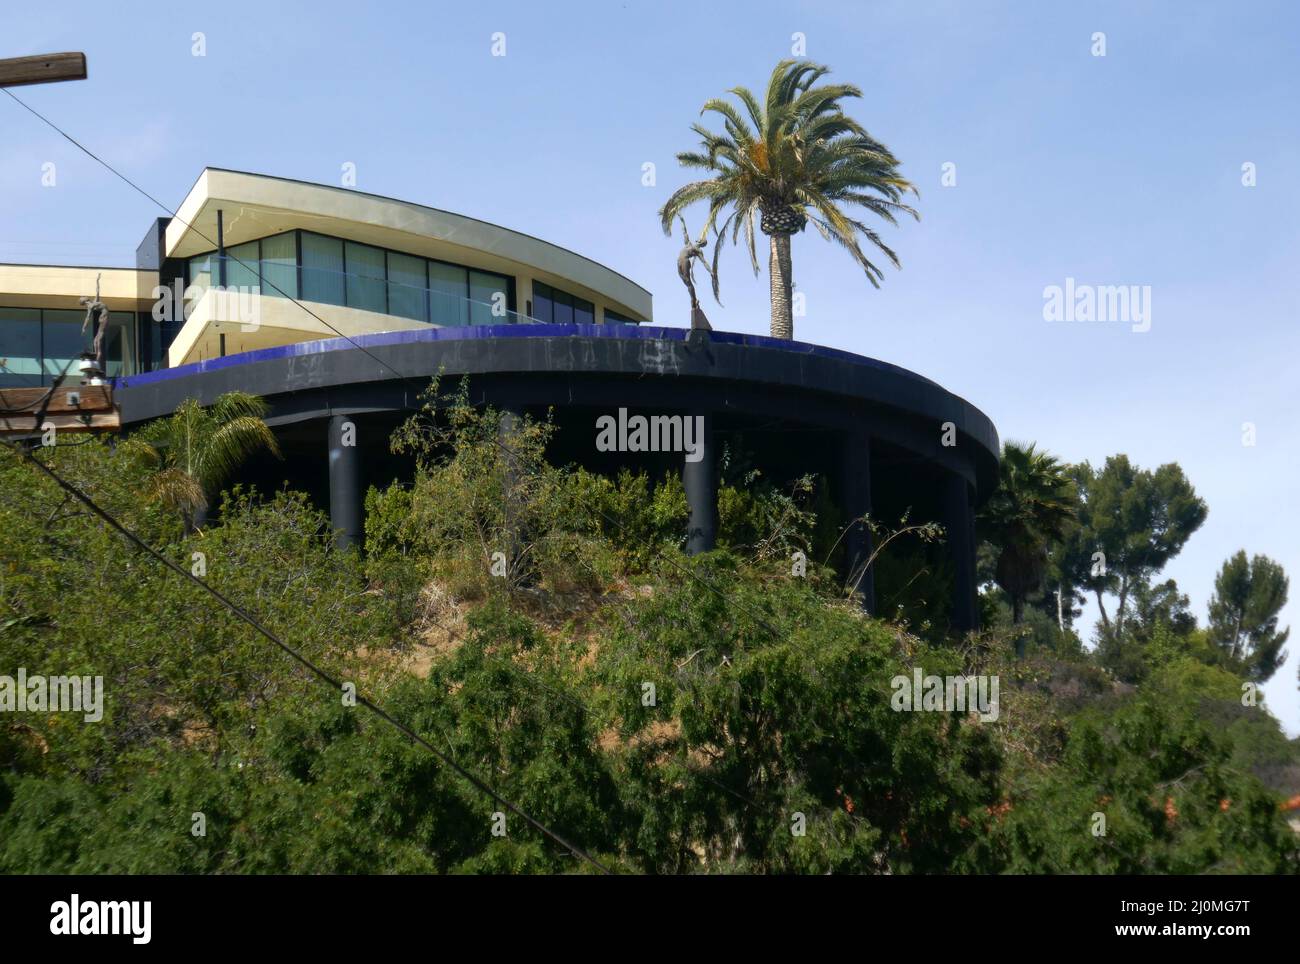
[768,233,793,340]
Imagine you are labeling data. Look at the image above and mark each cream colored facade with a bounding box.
[1,168,653,377]
[164,169,651,366]
[0,264,158,311]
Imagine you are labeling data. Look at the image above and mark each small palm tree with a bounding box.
[122,391,280,532]
[659,59,918,340]
[979,443,1078,628]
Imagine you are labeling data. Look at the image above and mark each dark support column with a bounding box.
[943,472,978,633]
[498,406,523,578]
[683,410,716,555]
[328,414,363,551]
[841,434,875,613]
[216,208,226,287]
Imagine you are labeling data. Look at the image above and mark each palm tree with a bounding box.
[121,391,280,532]
[659,59,918,340]
[978,443,1078,628]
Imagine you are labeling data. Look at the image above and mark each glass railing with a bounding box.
[193,256,541,328]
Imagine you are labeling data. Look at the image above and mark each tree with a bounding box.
[1099,577,1201,683]
[1131,578,1198,641]
[1208,551,1290,683]
[121,392,280,532]
[659,59,918,340]
[1059,456,1207,643]
[977,443,1077,630]
[4,418,1298,874]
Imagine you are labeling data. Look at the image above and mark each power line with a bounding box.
[0,435,613,874]
[1,85,810,851]
[4,86,806,644]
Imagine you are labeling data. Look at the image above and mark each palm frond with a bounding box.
[659,58,918,332]
[198,415,280,493]
[144,466,205,515]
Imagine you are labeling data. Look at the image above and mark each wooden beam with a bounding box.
[0,385,114,414]
[0,52,87,89]
[0,412,120,435]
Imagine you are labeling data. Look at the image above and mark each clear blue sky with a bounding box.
[4,0,1298,734]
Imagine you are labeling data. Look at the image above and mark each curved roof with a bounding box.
[165,169,652,320]
[117,324,1001,497]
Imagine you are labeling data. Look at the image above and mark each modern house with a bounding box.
[0,169,999,631]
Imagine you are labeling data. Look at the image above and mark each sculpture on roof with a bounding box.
[676,217,720,332]
[79,274,109,380]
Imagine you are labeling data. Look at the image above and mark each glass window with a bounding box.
[605,308,639,324]
[428,262,469,327]
[105,311,136,378]
[469,270,508,325]
[301,234,344,305]
[260,232,297,299]
[224,240,260,291]
[185,229,527,329]
[552,287,574,325]
[345,242,386,313]
[531,281,553,323]
[41,309,86,385]
[0,307,41,387]
[531,281,589,325]
[387,252,426,322]
[188,252,215,295]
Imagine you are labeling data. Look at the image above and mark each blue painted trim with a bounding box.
[118,324,936,390]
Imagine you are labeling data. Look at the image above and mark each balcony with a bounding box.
[169,256,545,367]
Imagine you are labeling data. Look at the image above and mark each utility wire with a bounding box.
[0,435,612,874]
[2,86,800,643]
[2,85,806,851]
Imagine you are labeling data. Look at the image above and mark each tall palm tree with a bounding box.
[659,59,918,340]
[121,391,280,532]
[978,443,1078,627]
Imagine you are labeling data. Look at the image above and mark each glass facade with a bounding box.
[300,233,345,306]
[0,307,40,385]
[531,280,594,325]
[345,241,386,314]
[428,261,470,327]
[185,229,515,328]
[0,306,137,387]
[604,308,639,325]
[187,252,216,295]
[259,232,297,299]
[225,240,259,290]
[469,270,508,326]
[386,252,426,321]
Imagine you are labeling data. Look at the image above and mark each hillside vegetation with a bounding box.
[1,388,1296,873]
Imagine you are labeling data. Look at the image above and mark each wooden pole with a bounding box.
[0,52,87,89]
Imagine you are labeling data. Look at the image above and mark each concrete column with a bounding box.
[943,472,978,632]
[328,414,363,551]
[841,434,875,613]
[683,410,716,555]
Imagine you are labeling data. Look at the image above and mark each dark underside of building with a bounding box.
[117,323,999,633]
